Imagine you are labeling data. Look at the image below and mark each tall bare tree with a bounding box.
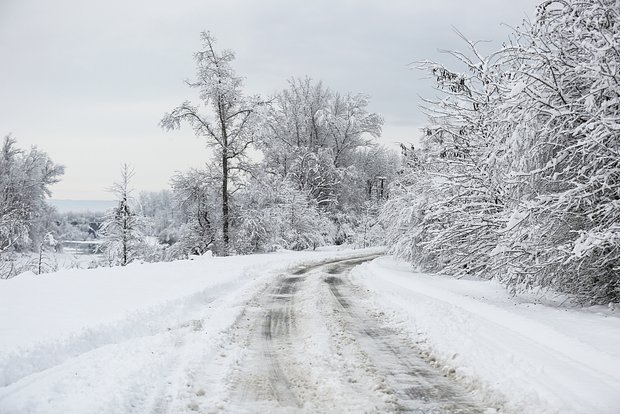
[161,32,263,255]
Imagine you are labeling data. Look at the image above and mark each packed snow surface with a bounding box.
[352,257,620,414]
[1,250,619,413]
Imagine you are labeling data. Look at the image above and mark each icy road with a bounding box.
[1,249,619,413]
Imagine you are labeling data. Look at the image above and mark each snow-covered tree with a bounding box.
[258,77,389,244]
[321,91,383,168]
[493,0,620,302]
[235,174,334,253]
[32,232,58,275]
[138,190,177,246]
[383,0,620,304]
[161,31,265,255]
[0,135,64,260]
[101,164,146,266]
[381,145,438,264]
[168,168,220,257]
[260,78,384,203]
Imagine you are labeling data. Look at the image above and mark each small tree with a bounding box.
[101,164,145,266]
[32,232,58,275]
[169,168,219,257]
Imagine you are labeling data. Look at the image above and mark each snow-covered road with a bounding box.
[219,256,484,413]
[1,250,619,413]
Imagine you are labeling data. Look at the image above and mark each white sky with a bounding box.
[0,0,539,200]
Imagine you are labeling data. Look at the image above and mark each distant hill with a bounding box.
[48,199,117,213]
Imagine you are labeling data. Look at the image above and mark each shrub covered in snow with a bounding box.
[384,0,620,304]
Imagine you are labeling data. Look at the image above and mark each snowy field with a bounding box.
[1,250,619,413]
[0,250,103,279]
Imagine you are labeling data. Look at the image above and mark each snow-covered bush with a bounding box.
[384,0,620,304]
[168,168,220,258]
[385,37,508,277]
[235,175,334,253]
[495,0,620,302]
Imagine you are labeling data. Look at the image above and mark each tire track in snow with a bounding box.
[231,273,307,410]
[324,264,485,413]
[258,276,303,406]
[224,255,487,413]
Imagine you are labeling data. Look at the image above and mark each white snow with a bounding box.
[2,250,619,414]
[351,256,620,414]
[0,248,378,413]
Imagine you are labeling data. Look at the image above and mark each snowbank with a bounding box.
[352,257,620,414]
[0,248,380,390]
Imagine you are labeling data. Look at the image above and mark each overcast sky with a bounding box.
[1,0,539,200]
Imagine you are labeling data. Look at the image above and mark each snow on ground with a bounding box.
[1,250,102,279]
[0,247,380,414]
[351,256,620,414]
[2,250,619,414]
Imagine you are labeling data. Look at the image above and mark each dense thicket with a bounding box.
[383,0,620,304]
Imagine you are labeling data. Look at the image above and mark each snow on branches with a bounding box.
[0,136,63,264]
[385,0,620,304]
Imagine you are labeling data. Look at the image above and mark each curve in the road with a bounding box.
[226,255,488,413]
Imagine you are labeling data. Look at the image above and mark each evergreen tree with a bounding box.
[101,164,145,266]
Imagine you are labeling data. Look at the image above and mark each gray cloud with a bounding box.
[0,0,539,199]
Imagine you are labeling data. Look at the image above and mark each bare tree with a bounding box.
[161,32,264,255]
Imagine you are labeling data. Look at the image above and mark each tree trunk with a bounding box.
[219,95,230,256]
[123,200,128,266]
[222,147,229,255]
